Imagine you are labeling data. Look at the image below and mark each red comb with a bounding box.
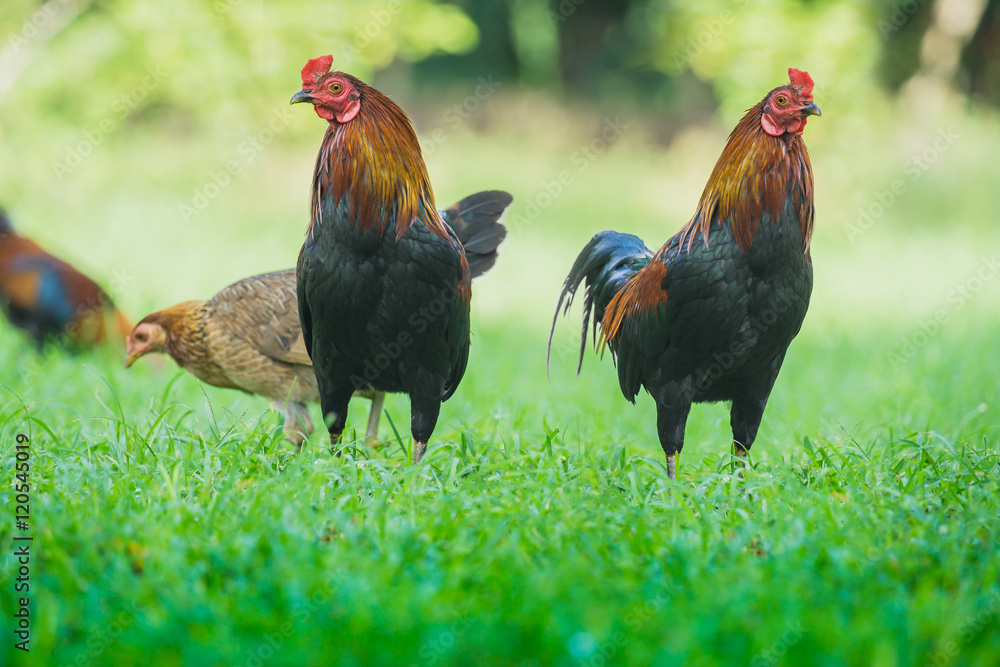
[302,55,334,85]
[788,68,814,95]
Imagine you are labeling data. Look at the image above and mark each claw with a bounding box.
[365,392,385,444]
[732,443,748,478]
[413,440,427,464]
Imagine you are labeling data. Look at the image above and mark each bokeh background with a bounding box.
[2,1,1000,664]
[0,1,996,309]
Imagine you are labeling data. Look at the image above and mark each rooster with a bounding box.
[126,191,509,447]
[0,208,130,348]
[291,55,500,462]
[548,68,820,479]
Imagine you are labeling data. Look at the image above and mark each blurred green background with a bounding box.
[1,0,998,333]
[2,2,1000,664]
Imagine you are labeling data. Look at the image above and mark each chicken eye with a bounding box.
[775,94,788,106]
[329,82,342,94]
[136,333,147,342]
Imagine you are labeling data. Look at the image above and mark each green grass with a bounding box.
[2,94,1000,665]
[2,319,999,666]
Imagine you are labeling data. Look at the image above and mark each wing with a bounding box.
[6,256,80,327]
[296,248,314,362]
[388,217,471,400]
[206,268,312,367]
[601,251,672,403]
[605,230,751,402]
[1,259,44,312]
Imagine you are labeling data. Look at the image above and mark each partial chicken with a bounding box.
[125,191,510,446]
[0,207,130,348]
[292,55,506,461]
[549,68,821,479]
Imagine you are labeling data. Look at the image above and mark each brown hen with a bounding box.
[125,269,347,445]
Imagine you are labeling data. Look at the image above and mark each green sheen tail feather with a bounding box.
[547,231,652,376]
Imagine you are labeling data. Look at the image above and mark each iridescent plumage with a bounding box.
[601,69,817,347]
[0,208,130,348]
[300,58,454,245]
[293,56,508,460]
[550,68,821,479]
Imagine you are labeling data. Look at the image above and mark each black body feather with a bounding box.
[298,189,509,454]
[549,193,812,462]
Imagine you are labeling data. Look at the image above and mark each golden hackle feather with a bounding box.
[599,92,815,349]
[309,74,452,243]
[139,301,212,368]
[678,94,815,255]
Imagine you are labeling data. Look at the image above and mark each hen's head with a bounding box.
[290,55,363,124]
[125,321,168,367]
[760,68,821,137]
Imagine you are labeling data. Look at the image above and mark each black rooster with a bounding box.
[291,55,508,461]
[549,68,821,479]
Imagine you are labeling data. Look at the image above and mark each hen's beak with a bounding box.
[290,90,315,105]
[801,102,822,117]
[125,347,139,368]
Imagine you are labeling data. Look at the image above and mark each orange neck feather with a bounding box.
[679,98,815,254]
[599,99,815,348]
[142,301,208,363]
[309,78,448,241]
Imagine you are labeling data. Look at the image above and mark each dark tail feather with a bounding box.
[547,231,653,378]
[442,190,512,279]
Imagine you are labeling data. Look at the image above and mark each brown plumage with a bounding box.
[677,69,816,255]
[125,269,337,445]
[0,208,130,348]
[306,74,451,243]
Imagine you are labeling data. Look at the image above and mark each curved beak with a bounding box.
[801,102,822,117]
[124,339,141,368]
[290,90,315,105]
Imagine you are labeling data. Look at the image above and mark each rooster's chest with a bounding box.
[730,217,813,368]
[300,212,464,352]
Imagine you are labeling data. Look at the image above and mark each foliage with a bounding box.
[0,0,478,118]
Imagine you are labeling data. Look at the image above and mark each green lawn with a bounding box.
[2,99,999,665]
